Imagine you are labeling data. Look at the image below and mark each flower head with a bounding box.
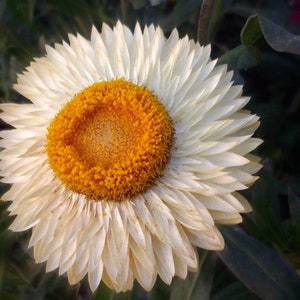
[0,22,262,292]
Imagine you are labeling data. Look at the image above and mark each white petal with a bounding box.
[153,236,175,284]
[88,260,104,292]
[186,226,225,250]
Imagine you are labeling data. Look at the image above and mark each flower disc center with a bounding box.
[46,79,173,201]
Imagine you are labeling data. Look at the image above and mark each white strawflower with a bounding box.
[0,21,262,292]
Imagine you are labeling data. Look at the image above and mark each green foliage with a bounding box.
[217,44,261,70]
[218,225,300,300]
[219,13,300,70]
[1,0,300,299]
[255,15,300,55]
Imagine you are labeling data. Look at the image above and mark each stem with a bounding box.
[120,0,132,27]
[197,0,214,45]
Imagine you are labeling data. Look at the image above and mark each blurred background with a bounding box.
[0,0,300,299]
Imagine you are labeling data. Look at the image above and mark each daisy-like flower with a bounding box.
[0,21,262,292]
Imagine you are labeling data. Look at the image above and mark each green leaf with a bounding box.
[217,226,300,300]
[247,170,286,246]
[212,281,261,300]
[242,15,300,55]
[240,15,264,48]
[219,13,300,70]
[94,281,114,300]
[111,290,132,300]
[218,44,261,70]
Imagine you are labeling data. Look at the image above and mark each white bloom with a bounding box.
[0,21,262,292]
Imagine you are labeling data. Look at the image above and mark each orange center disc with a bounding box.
[46,79,173,201]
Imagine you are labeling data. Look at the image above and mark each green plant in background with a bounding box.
[0,0,300,299]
